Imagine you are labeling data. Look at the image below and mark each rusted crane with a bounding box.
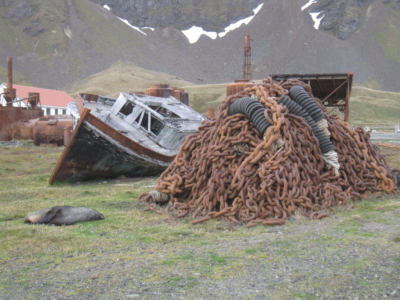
[243,30,252,80]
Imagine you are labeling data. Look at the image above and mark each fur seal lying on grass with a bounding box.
[24,206,104,225]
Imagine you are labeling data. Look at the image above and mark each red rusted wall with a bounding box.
[0,107,44,141]
[21,109,44,120]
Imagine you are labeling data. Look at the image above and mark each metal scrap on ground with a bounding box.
[139,78,398,226]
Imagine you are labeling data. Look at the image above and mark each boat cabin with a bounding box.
[76,92,205,151]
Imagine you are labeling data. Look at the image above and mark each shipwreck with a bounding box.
[50,92,205,184]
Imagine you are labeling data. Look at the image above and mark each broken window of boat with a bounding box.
[140,111,148,130]
[148,105,159,112]
[119,101,136,116]
[150,116,165,136]
[135,110,145,125]
[156,106,181,118]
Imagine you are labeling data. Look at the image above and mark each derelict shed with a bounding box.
[271,73,354,122]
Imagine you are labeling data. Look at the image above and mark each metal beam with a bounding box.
[322,80,348,102]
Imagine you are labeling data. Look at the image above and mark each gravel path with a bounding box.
[370,134,400,141]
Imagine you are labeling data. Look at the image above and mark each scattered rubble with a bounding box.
[0,140,24,147]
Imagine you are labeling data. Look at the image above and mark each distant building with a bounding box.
[0,83,74,115]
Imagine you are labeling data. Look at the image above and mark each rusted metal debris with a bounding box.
[50,92,205,184]
[10,118,39,140]
[140,77,398,226]
[33,115,73,146]
[145,84,189,106]
[9,115,72,144]
[271,73,354,122]
[207,107,215,119]
[28,92,40,109]
[227,79,254,97]
[0,57,44,141]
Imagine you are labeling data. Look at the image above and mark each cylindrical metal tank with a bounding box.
[145,84,173,98]
[226,79,254,97]
[173,89,182,101]
[207,108,215,119]
[11,118,39,140]
[33,115,73,146]
[180,91,189,106]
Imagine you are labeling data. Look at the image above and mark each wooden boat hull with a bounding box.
[50,108,175,184]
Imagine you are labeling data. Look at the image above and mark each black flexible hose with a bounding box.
[289,86,324,123]
[277,96,335,154]
[228,97,272,136]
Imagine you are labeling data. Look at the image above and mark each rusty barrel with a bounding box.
[11,118,39,140]
[145,84,173,98]
[226,79,254,97]
[207,108,215,119]
[173,89,182,101]
[33,115,73,146]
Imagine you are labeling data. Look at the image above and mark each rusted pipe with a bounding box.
[7,57,12,90]
[64,125,73,146]
[207,108,215,119]
[4,57,16,107]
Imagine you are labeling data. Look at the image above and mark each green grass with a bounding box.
[350,86,400,125]
[66,61,194,98]
[1,143,400,299]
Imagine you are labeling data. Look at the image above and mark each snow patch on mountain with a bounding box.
[117,17,147,35]
[182,3,264,44]
[310,12,324,29]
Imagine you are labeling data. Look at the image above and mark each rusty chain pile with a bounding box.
[139,78,397,227]
[378,143,400,149]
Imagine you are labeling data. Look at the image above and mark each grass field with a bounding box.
[350,86,400,126]
[66,61,194,99]
[0,142,400,299]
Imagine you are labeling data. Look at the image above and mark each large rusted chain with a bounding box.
[139,79,397,226]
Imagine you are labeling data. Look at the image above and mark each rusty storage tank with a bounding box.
[10,118,39,140]
[171,88,189,106]
[180,91,189,106]
[33,115,73,146]
[145,84,173,98]
[226,79,254,97]
[207,108,215,119]
[171,87,180,100]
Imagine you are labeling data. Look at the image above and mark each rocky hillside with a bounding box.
[0,0,399,92]
[89,0,264,31]
[307,0,375,40]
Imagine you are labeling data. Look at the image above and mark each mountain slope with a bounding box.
[0,0,148,88]
[0,0,399,93]
[89,0,264,31]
